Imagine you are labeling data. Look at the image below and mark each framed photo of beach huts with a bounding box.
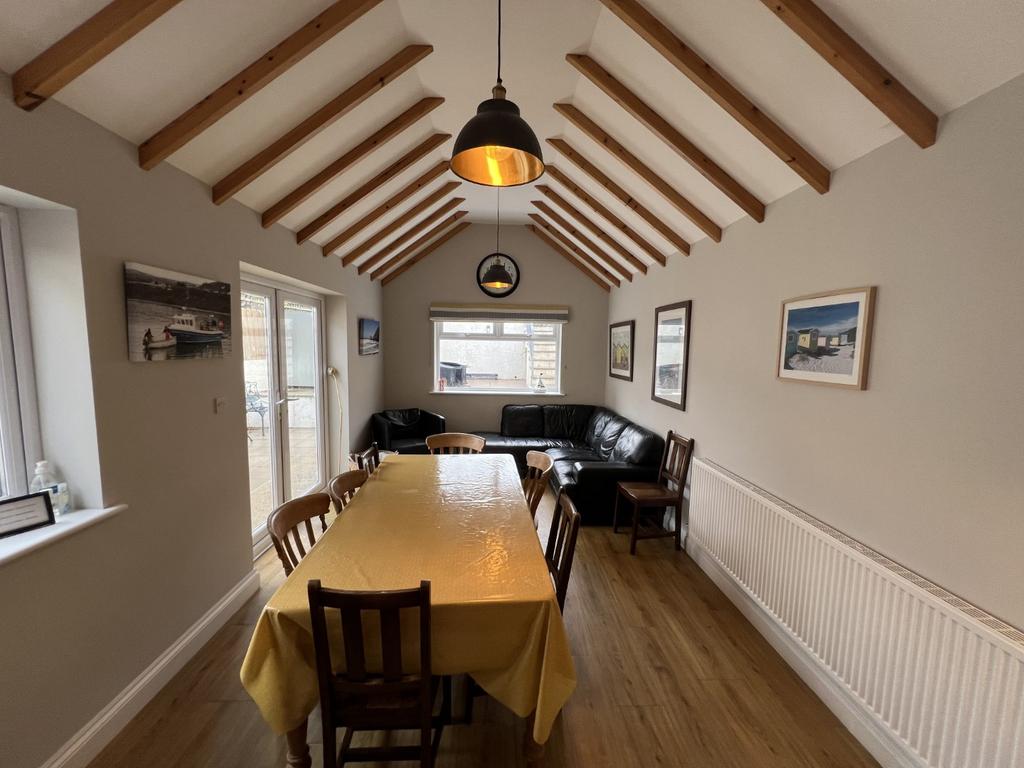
[609,320,635,381]
[358,318,380,355]
[651,301,692,411]
[777,287,876,389]
[124,263,231,362]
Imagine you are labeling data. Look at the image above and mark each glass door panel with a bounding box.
[279,294,324,498]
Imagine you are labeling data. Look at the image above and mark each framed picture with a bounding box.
[651,301,692,411]
[609,320,635,381]
[358,318,380,356]
[0,491,54,540]
[777,286,876,389]
[124,262,231,362]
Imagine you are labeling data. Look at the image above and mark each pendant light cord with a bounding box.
[495,187,501,252]
[496,0,502,85]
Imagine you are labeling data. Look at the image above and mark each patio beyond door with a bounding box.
[241,281,326,552]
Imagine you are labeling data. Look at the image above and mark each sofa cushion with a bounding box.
[542,404,594,441]
[550,459,577,491]
[500,405,544,437]
[610,423,664,465]
[584,408,629,460]
[480,435,575,452]
[545,447,600,464]
[391,436,429,454]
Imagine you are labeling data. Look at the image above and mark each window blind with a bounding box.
[428,303,569,324]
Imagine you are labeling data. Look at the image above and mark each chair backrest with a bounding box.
[523,450,553,519]
[307,579,432,720]
[545,491,581,611]
[425,432,485,455]
[267,493,333,577]
[657,431,695,505]
[351,442,381,474]
[328,469,368,514]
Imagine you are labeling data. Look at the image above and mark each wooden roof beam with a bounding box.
[356,197,464,274]
[547,138,690,256]
[566,54,765,221]
[596,0,831,193]
[758,0,938,148]
[528,214,621,287]
[370,211,469,281]
[535,184,647,273]
[296,133,450,244]
[138,0,385,169]
[336,181,460,261]
[527,225,611,293]
[213,46,435,204]
[318,161,451,252]
[261,96,442,227]
[555,102,721,241]
[531,201,632,281]
[380,222,473,286]
[544,166,667,266]
[12,0,186,111]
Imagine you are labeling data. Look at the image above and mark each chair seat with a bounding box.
[617,481,676,504]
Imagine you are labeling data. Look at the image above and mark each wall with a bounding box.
[382,223,609,432]
[0,75,384,768]
[605,74,1024,630]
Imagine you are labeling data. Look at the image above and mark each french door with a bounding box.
[241,280,326,553]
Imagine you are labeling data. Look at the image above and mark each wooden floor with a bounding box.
[87,492,879,768]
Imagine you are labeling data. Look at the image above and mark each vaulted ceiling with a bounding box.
[3,0,1024,286]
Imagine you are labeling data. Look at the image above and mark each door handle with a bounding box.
[275,397,298,406]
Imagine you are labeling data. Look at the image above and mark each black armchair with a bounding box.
[371,408,446,454]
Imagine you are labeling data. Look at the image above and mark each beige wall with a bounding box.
[605,74,1024,630]
[0,76,383,768]
[382,223,609,433]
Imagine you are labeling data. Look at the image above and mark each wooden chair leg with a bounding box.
[629,502,640,555]
[674,504,683,550]
[612,489,622,532]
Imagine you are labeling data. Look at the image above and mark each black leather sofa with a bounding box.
[371,408,446,454]
[475,404,664,525]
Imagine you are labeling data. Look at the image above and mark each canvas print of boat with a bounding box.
[124,262,232,362]
[777,286,875,389]
[359,318,380,356]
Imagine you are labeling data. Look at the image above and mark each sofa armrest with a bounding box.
[418,409,446,436]
[571,461,659,488]
[371,413,394,450]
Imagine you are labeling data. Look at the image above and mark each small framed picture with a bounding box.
[609,320,635,381]
[651,301,692,411]
[358,318,380,356]
[0,491,55,540]
[777,287,876,389]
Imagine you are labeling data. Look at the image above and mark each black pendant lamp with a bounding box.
[450,0,544,187]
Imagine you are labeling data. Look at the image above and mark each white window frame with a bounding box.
[0,205,41,499]
[431,320,563,395]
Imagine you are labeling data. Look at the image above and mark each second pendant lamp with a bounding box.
[451,0,544,187]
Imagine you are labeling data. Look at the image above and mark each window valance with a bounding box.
[428,303,569,324]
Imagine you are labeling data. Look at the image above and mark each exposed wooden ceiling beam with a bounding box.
[547,138,690,256]
[555,103,721,242]
[380,221,473,286]
[527,225,611,293]
[295,133,450,244]
[319,162,451,252]
[535,184,647,274]
[528,214,621,287]
[566,54,766,222]
[758,0,938,148]
[370,211,469,281]
[544,166,666,266]
[337,182,461,262]
[12,0,186,111]
[212,47,435,204]
[261,97,442,227]
[357,197,464,274]
[532,201,632,282]
[138,0,385,169]
[596,0,831,193]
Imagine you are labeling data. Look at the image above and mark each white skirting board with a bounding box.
[39,570,261,768]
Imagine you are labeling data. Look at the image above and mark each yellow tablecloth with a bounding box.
[240,454,576,744]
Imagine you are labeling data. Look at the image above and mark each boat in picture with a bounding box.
[166,313,225,344]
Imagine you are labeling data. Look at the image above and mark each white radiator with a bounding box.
[688,458,1024,768]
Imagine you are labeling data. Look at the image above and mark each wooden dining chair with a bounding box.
[425,432,485,455]
[267,493,333,577]
[523,450,553,520]
[545,490,581,611]
[612,431,695,555]
[351,442,382,474]
[307,579,451,768]
[328,469,368,514]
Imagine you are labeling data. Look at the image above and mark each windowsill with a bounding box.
[429,390,566,397]
[0,504,127,568]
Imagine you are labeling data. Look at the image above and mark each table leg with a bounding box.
[285,718,311,768]
[524,713,545,766]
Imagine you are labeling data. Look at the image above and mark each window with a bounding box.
[0,206,40,498]
[433,320,563,394]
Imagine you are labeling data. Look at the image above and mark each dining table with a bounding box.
[240,453,577,767]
